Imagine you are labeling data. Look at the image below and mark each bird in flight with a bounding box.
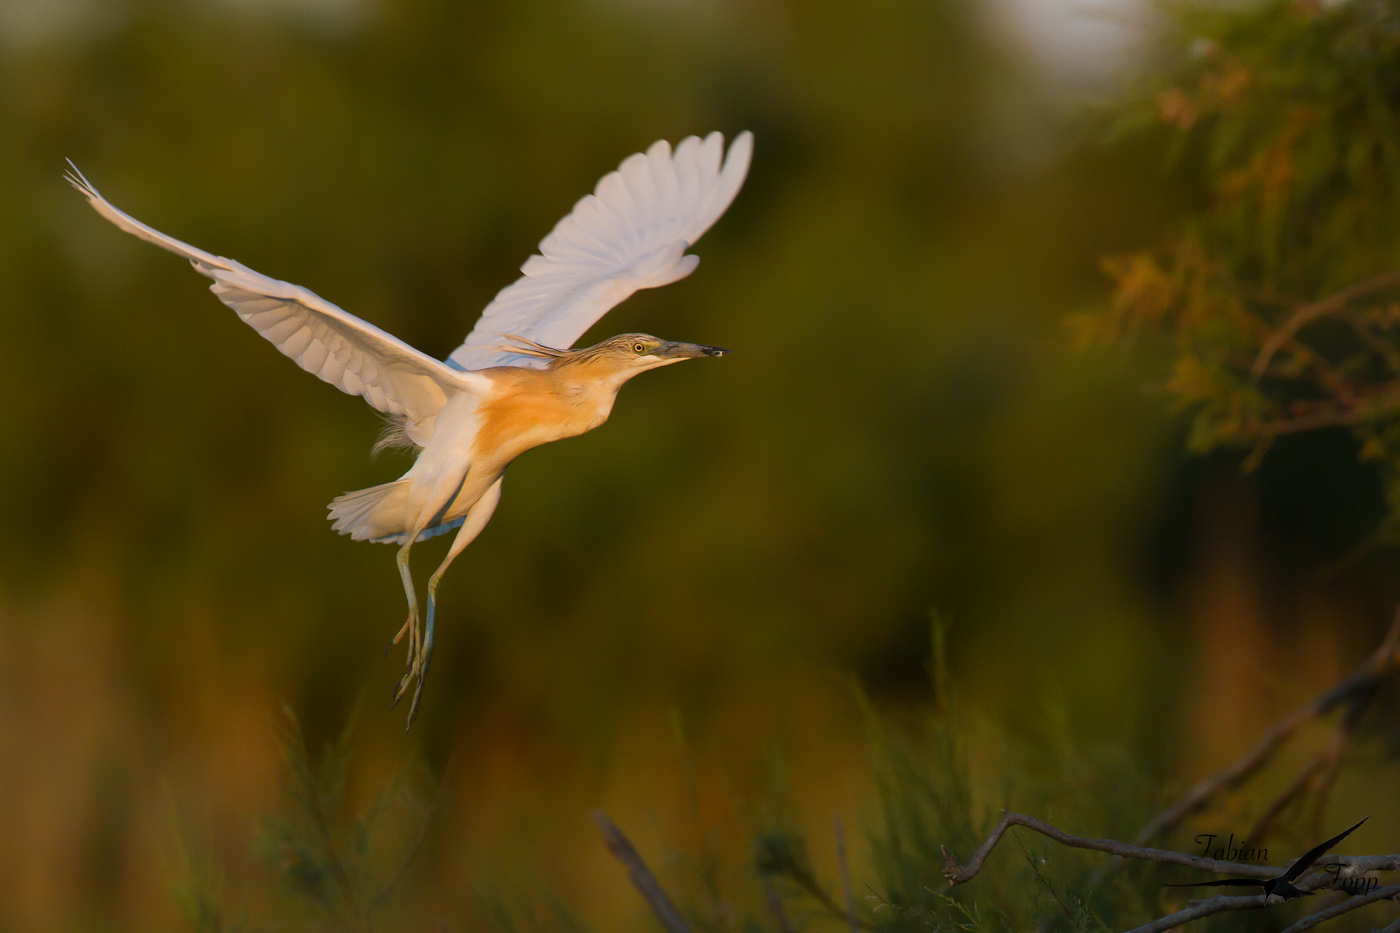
[68,131,753,728]
[1164,815,1369,903]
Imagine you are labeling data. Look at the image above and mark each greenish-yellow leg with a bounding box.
[397,479,503,730]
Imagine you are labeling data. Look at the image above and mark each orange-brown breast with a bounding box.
[471,367,614,469]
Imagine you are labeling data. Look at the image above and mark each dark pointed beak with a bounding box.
[657,341,730,359]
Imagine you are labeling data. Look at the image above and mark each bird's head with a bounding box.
[556,333,728,385]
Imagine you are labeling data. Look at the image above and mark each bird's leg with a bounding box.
[389,474,465,717]
[390,534,425,709]
[392,535,420,654]
[399,479,503,730]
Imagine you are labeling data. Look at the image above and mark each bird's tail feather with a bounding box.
[328,481,467,544]
[328,480,412,541]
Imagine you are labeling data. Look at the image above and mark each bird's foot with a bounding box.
[390,652,420,707]
[403,672,426,731]
[391,645,429,730]
[388,609,425,727]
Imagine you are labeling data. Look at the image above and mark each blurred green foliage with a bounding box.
[254,705,437,929]
[4,0,1400,930]
[1080,0,1400,536]
[749,619,1160,933]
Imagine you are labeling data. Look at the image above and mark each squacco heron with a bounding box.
[67,131,752,728]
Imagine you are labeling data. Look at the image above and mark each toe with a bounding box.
[391,665,416,708]
[404,680,424,731]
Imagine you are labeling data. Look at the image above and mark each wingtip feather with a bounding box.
[452,130,753,369]
[64,159,100,199]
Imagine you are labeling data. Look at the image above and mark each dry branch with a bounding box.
[1247,689,1369,846]
[1253,267,1400,375]
[944,810,1280,886]
[593,811,692,933]
[762,878,796,933]
[1125,892,1272,933]
[944,810,1400,933]
[1134,611,1400,846]
[834,814,859,933]
[1248,389,1400,440]
[1277,884,1400,933]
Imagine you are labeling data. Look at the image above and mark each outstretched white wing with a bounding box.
[67,163,487,444]
[448,131,752,371]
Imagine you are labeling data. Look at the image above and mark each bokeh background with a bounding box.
[2,0,1398,929]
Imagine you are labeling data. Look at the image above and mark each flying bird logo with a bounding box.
[1164,816,1370,903]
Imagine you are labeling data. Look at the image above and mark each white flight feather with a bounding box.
[65,161,490,447]
[65,130,751,428]
[447,130,752,371]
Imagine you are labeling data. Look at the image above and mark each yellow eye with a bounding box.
[633,342,646,354]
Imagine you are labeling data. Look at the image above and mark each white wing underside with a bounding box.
[66,165,488,446]
[447,130,753,371]
[66,130,750,439]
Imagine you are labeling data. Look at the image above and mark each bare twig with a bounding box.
[1238,305,1359,403]
[943,811,1280,886]
[834,814,859,933]
[592,811,692,933]
[1322,854,1400,875]
[1341,307,1400,374]
[1248,393,1400,439]
[1254,267,1400,375]
[1244,752,1328,846]
[1134,611,1400,846]
[948,811,1400,933]
[1125,892,1271,933]
[1248,690,1370,846]
[762,878,797,933]
[1277,884,1400,932]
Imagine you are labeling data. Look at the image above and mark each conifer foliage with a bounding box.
[1082,0,1400,525]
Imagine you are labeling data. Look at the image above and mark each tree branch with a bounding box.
[1247,393,1400,439]
[592,811,692,933]
[1341,307,1400,374]
[762,878,796,933]
[1124,892,1271,933]
[1238,305,1360,403]
[943,811,1280,886]
[945,811,1400,933]
[834,814,859,933]
[1254,267,1400,376]
[1277,884,1400,933]
[1134,610,1400,846]
[1247,688,1370,846]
